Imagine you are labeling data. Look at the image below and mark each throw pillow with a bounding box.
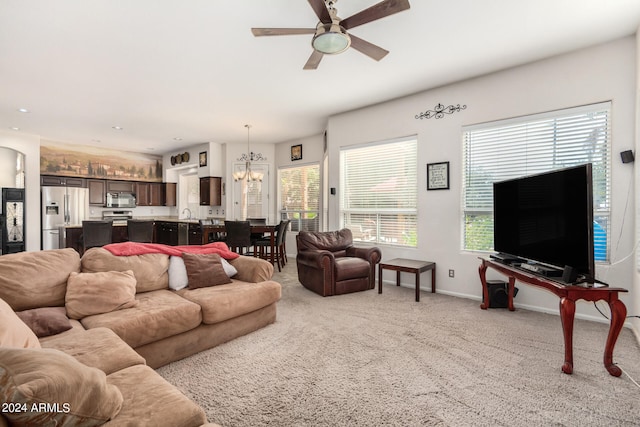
[168,256,189,291]
[0,347,123,426]
[16,307,72,338]
[221,257,238,278]
[182,252,232,289]
[0,298,40,349]
[65,270,139,320]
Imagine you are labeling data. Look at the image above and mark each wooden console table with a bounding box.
[378,258,436,302]
[478,257,628,376]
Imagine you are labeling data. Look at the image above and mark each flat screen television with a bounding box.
[493,163,595,283]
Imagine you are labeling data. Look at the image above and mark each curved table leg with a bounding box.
[507,277,516,311]
[479,262,489,309]
[559,297,575,374]
[604,297,627,377]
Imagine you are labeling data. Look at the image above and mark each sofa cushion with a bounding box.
[334,257,371,281]
[80,290,202,348]
[15,306,72,338]
[104,364,206,426]
[65,270,139,319]
[0,298,40,349]
[81,247,170,293]
[0,347,123,426]
[0,248,80,310]
[41,327,146,375]
[183,252,232,289]
[177,280,281,324]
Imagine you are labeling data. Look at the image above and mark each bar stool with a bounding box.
[81,220,113,255]
[127,220,154,243]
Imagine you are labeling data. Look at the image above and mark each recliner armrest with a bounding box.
[346,246,382,264]
[296,249,335,269]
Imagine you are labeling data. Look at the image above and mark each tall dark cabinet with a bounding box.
[1,188,25,254]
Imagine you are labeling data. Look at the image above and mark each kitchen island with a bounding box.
[61,218,210,254]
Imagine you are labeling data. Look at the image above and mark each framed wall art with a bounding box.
[291,144,302,161]
[199,151,207,167]
[427,161,450,190]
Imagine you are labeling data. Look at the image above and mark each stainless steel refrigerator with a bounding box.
[41,186,89,250]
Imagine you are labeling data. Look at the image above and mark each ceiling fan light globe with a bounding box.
[312,24,351,54]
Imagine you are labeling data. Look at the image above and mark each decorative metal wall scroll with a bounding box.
[237,152,266,162]
[415,103,467,120]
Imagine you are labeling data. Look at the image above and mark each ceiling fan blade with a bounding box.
[349,34,389,61]
[303,50,324,70]
[307,0,333,24]
[341,0,410,30]
[252,28,316,37]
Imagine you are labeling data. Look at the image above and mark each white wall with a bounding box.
[325,36,637,324]
[633,30,640,343]
[0,131,41,252]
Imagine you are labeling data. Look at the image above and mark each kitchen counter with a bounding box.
[61,217,225,252]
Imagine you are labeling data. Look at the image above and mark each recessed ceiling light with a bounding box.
[173,137,183,141]
[112,125,123,130]
[10,127,20,131]
[17,108,29,113]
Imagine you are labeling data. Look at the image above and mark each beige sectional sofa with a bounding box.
[0,246,282,426]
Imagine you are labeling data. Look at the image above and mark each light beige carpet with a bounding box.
[157,260,640,426]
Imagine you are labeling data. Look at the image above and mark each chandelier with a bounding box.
[233,124,265,182]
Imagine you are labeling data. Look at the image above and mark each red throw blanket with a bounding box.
[102,241,239,260]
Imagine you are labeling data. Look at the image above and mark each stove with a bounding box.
[102,210,133,226]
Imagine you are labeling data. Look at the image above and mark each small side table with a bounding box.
[378,258,436,302]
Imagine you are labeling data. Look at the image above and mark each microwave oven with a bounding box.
[106,192,136,208]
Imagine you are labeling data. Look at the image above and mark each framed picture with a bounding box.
[427,161,450,190]
[291,144,302,161]
[199,151,207,167]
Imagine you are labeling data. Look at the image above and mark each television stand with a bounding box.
[478,257,628,376]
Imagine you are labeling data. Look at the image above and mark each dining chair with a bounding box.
[255,220,288,271]
[223,220,253,255]
[127,219,154,243]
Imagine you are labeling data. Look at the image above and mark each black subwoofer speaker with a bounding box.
[484,280,518,308]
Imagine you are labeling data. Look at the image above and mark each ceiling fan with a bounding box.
[251,0,410,70]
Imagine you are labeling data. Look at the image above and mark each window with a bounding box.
[340,137,418,247]
[462,102,611,261]
[279,164,320,232]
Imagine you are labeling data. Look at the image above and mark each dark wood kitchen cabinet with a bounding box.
[137,182,176,206]
[106,180,136,193]
[41,175,86,188]
[164,183,176,206]
[200,177,222,206]
[154,221,179,246]
[88,179,106,206]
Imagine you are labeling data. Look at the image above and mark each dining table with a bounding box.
[200,224,279,265]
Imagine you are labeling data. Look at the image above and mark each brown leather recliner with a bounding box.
[296,228,382,297]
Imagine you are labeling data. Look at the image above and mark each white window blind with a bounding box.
[462,102,611,261]
[340,137,418,247]
[279,164,320,232]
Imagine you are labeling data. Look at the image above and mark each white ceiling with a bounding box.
[1,0,640,154]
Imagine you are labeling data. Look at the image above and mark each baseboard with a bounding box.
[402,285,637,330]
